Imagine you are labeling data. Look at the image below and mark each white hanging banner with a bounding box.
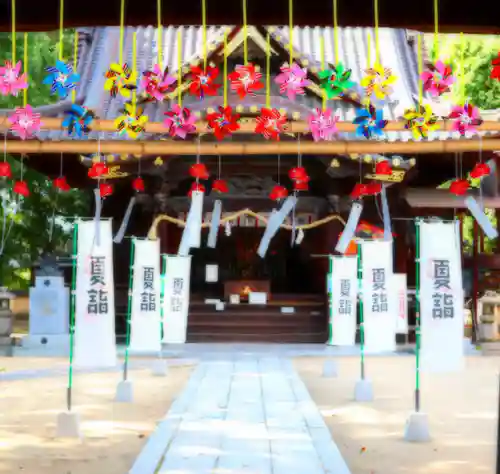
[393,273,408,334]
[329,256,358,346]
[162,255,192,344]
[361,240,397,353]
[419,221,464,372]
[74,220,117,368]
[130,239,162,352]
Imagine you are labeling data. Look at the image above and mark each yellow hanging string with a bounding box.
[202,0,207,70]
[119,0,125,65]
[242,0,248,65]
[374,0,379,64]
[266,33,271,108]
[333,0,339,64]
[23,33,27,107]
[132,32,137,116]
[177,30,182,107]
[58,0,64,60]
[417,34,423,106]
[223,31,228,107]
[433,0,439,60]
[460,32,465,104]
[289,0,293,65]
[71,32,79,103]
[320,36,326,111]
[11,0,15,63]
[367,33,371,69]
[157,0,163,68]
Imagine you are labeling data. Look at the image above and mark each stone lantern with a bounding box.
[478,291,500,341]
[0,287,15,355]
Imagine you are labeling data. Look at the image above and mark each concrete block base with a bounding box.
[56,411,82,438]
[354,378,374,402]
[115,380,134,403]
[404,412,431,442]
[322,359,338,378]
[151,358,168,376]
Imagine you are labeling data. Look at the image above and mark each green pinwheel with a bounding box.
[319,63,355,99]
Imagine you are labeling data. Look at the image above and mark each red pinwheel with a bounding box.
[0,162,11,178]
[188,65,221,98]
[255,108,287,140]
[132,177,145,192]
[269,185,289,201]
[228,64,264,99]
[88,162,109,178]
[449,179,469,195]
[189,163,209,179]
[53,176,71,191]
[350,183,369,199]
[99,182,113,197]
[375,161,392,175]
[491,53,500,81]
[470,162,491,179]
[206,106,240,140]
[13,180,29,197]
[212,179,229,193]
[188,182,206,197]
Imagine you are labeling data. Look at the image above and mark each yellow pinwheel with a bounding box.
[403,104,439,140]
[104,63,137,99]
[115,102,149,139]
[360,63,397,100]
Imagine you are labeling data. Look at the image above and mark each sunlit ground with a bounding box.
[0,358,194,474]
[295,356,498,474]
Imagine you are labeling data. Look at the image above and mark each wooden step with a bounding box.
[186,332,327,343]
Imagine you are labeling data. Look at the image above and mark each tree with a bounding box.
[0,31,90,289]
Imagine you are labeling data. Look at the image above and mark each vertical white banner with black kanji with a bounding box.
[361,239,397,353]
[162,255,192,344]
[393,273,408,334]
[130,239,162,352]
[74,220,117,368]
[420,221,464,372]
[329,256,358,346]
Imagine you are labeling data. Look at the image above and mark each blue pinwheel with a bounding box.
[62,104,95,137]
[353,105,387,139]
[43,60,80,99]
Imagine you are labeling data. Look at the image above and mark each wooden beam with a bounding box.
[4,138,500,155]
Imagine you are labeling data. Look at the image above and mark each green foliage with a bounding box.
[461,209,497,255]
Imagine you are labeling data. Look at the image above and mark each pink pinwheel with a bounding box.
[0,60,28,96]
[448,103,483,136]
[8,105,41,140]
[275,63,310,100]
[163,104,197,139]
[140,64,175,101]
[307,108,339,141]
[421,60,455,97]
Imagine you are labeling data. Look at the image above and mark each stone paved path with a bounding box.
[130,356,351,474]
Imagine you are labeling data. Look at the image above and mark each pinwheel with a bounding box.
[403,104,439,140]
[8,105,41,140]
[104,63,137,99]
[353,106,387,139]
[448,103,483,136]
[163,105,197,139]
[275,63,310,100]
[307,108,339,141]
[188,65,221,99]
[43,60,80,99]
[318,63,355,99]
[255,108,287,140]
[421,60,455,96]
[0,60,28,96]
[62,104,95,138]
[206,106,240,140]
[115,103,149,139]
[140,64,175,101]
[228,64,264,99]
[360,63,397,101]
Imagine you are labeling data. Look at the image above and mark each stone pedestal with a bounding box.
[404,412,430,442]
[354,379,374,402]
[0,289,14,356]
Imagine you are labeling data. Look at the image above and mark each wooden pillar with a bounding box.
[472,219,479,343]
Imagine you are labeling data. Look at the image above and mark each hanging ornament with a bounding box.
[0,162,11,178]
[449,179,470,195]
[8,105,42,140]
[0,60,28,96]
[140,64,175,101]
[293,180,309,191]
[188,182,206,197]
[99,182,113,197]
[275,63,310,100]
[13,180,29,197]
[318,63,355,99]
[62,104,95,138]
[104,63,137,98]
[132,176,145,192]
[491,53,500,81]
[228,64,264,99]
[375,160,392,175]
[307,108,339,142]
[269,185,288,201]
[43,60,80,99]
[448,103,483,136]
[53,176,71,191]
[350,183,369,199]
[353,106,387,139]
[421,60,455,97]
[206,106,240,140]
[188,65,221,99]
[364,182,382,195]
[470,162,491,179]
[403,104,438,140]
[360,64,397,101]
[163,105,197,139]
[115,103,149,139]
[288,167,309,182]
[88,162,109,178]
[255,108,287,140]
[212,179,229,193]
[189,163,209,179]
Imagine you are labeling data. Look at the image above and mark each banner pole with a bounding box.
[327,255,333,344]
[357,242,365,380]
[415,219,421,412]
[159,254,167,352]
[122,238,135,382]
[67,222,78,412]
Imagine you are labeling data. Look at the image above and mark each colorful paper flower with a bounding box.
[104,63,137,99]
[114,103,149,139]
[360,63,396,101]
[8,105,41,140]
[275,63,310,100]
[228,63,264,99]
[62,104,95,138]
[0,60,28,96]
[206,106,240,140]
[163,105,197,139]
[307,108,339,141]
[403,104,439,140]
[255,108,287,140]
[318,63,355,99]
[43,60,80,99]
[140,64,175,101]
[421,61,455,97]
[448,103,483,136]
[188,65,221,99]
[353,106,387,139]
[491,53,500,81]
